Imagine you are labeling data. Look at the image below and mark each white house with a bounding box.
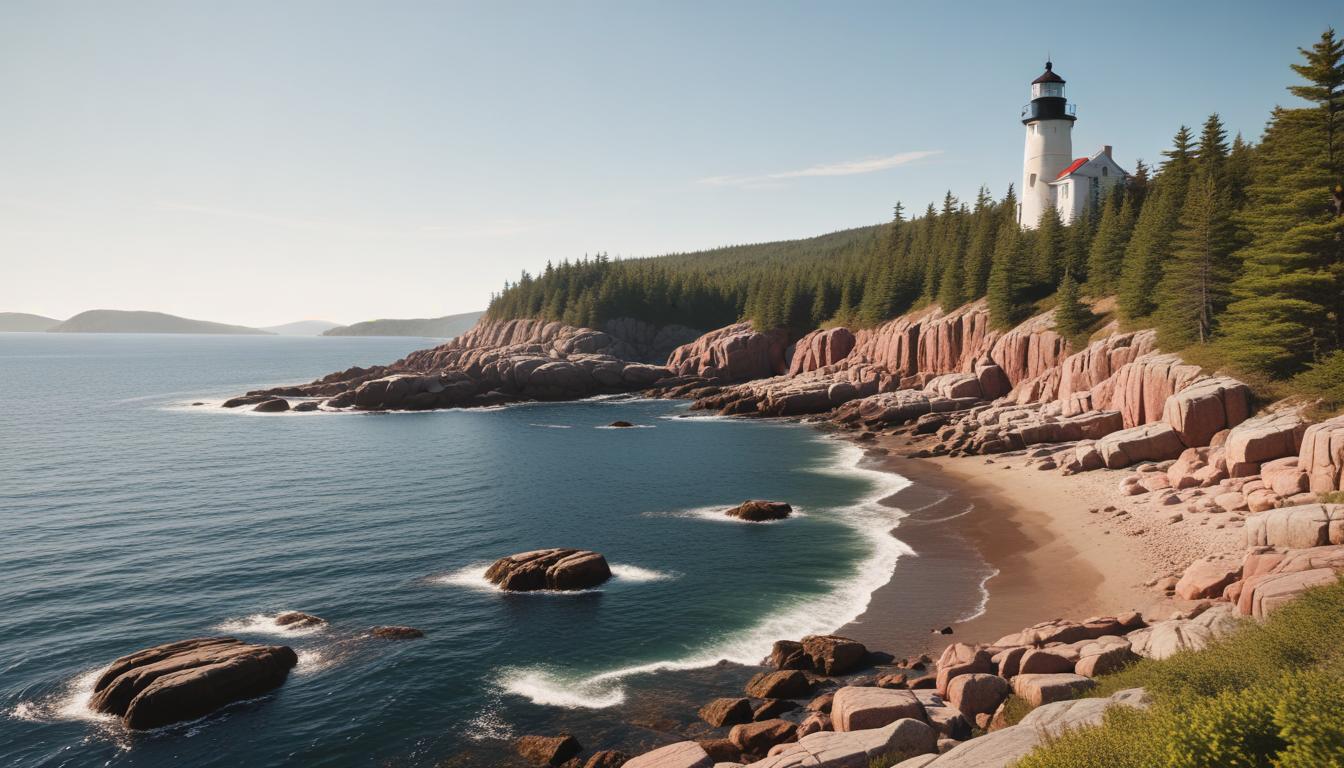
[1018,61,1127,228]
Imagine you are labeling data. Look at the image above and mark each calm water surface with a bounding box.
[0,333,907,767]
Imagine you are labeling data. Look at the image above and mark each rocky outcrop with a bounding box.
[275,611,325,628]
[1243,504,1344,550]
[788,327,856,375]
[622,741,714,768]
[232,317,678,411]
[667,323,789,382]
[725,500,793,522]
[485,549,612,591]
[370,626,424,639]
[89,637,298,729]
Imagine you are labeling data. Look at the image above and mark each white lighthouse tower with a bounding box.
[1019,61,1076,228]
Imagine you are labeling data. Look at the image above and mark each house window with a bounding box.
[1102,167,1109,176]
[1061,185,1068,198]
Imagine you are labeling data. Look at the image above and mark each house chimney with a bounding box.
[1102,145,1113,158]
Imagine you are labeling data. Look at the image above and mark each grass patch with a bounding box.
[1320,491,1344,504]
[1013,578,1344,768]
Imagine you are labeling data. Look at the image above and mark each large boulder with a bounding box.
[1127,605,1239,659]
[800,635,867,675]
[1231,545,1344,618]
[1096,423,1186,469]
[1174,558,1243,600]
[925,689,1150,767]
[728,719,796,755]
[1009,673,1096,708]
[945,674,1009,719]
[756,718,938,768]
[1299,414,1344,493]
[1161,376,1251,448]
[745,670,811,699]
[88,637,298,729]
[934,644,994,696]
[485,548,612,591]
[726,501,793,522]
[1226,410,1309,468]
[623,741,714,768]
[516,735,582,766]
[831,686,925,732]
[699,697,754,728]
[1243,504,1344,550]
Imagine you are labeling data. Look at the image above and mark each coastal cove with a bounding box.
[1,333,994,767]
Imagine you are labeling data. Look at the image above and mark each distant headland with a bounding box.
[0,309,484,337]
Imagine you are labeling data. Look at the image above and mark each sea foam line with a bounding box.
[645,505,808,525]
[214,612,329,638]
[498,438,915,709]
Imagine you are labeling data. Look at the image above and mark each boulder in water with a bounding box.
[485,548,612,591]
[725,500,792,522]
[88,637,297,729]
[252,398,290,413]
[516,734,581,766]
[607,420,635,428]
[274,611,325,628]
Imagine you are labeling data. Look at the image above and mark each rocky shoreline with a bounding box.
[205,304,1344,766]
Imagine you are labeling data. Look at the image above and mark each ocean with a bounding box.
[0,333,924,767]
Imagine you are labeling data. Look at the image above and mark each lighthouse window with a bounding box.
[1029,173,1037,188]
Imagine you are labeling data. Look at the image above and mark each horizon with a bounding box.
[2,0,1336,327]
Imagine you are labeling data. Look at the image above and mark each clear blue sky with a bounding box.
[1,1,1337,326]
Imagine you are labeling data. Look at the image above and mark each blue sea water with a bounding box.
[0,333,912,767]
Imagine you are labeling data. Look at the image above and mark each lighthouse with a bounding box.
[1018,61,1127,228]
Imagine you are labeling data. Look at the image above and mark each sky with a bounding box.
[1,1,1337,327]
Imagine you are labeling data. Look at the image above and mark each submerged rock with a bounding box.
[725,500,793,522]
[274,611,325,628]
[370,626,424,639]
[485,548,613,591]
[516,734,581,766]
[88,637,297,729]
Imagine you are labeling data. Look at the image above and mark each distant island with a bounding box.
[258,320,342,336]
[322,310,483,338]
[0,312,61,332]
[50,310,271,335]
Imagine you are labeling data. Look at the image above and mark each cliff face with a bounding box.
[666,300,1342,499]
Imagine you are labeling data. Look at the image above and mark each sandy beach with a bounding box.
[839,430,1246,659]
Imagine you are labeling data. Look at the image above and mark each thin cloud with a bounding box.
[698,150,943,188]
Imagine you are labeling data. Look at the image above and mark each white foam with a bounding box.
[500,437,916,709]
[609,564,677,583]
[647,505,806,525]
[959,567,1000,622]
[214,612,328,638]
[529,423,573,429]
[295,649,335,676]
[432,563,498,591]
[9,667,117,726]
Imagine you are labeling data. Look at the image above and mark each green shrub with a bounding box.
[1013,579,1344,768]
[1292,350,1344,413]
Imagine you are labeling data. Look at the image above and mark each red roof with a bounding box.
[1056,157,1088,179]
[1032,61,1066,85]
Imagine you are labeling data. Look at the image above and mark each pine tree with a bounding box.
[1054,270,1092,339]
[1118,126,1199,322]
[1218,30,1344,374]
[1031,204,1066,290]
[1195,113,1230,179]
[1154,172,1238,347]
[988,208,1026,329]
[1086,187,1134,294]
[1288,28,1344,172]
[962,187,997,299]
[937,250,965,310]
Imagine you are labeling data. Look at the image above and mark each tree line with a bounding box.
[487,29,1344,388]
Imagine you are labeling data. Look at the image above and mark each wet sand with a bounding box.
[839,437,1166,657]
